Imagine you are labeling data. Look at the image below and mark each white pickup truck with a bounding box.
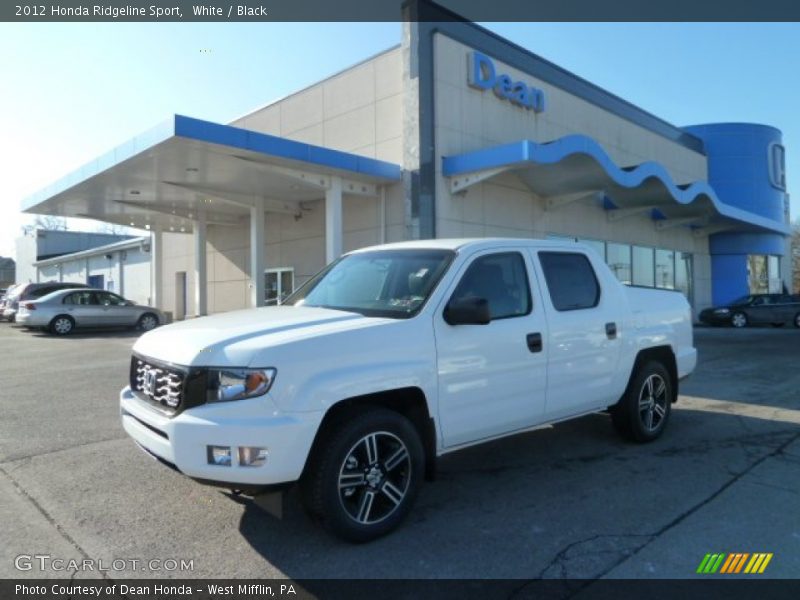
[120,239,696,542]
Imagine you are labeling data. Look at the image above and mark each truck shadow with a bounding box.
[232,401,800,581]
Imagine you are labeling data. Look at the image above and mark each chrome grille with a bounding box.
[133,358,184,409]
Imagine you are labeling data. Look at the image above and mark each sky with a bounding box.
[1,21,798,259]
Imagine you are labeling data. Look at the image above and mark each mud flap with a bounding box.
[253,490,286,519]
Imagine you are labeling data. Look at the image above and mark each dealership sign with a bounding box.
[468,51,546,113]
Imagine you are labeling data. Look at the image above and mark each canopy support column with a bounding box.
[326,176,343,263]
[150,225,163,310]
[250,197,266,308]
[194,211,208,316]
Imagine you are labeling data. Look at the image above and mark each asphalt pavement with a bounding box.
[1,323,799,581]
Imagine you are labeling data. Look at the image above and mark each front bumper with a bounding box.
[119,386,322,486]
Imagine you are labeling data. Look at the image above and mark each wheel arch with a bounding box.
[625,345,678,404]
[301,387,437,482]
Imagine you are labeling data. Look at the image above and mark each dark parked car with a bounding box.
[699,293,800,328]
[2,282,90,322]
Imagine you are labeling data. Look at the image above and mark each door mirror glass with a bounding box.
[444,297,491,326]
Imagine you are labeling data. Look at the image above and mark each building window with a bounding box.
[748,255,769,294]
[655,249,675,290]
[632,246,655,287]
[265,268,295,305]
[607,243,632,285]
[768,255,782,293]
[675,252,693,302]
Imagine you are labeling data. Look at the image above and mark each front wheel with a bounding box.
[137,313,159,331]
[611,361,673,443]
[731,312,748,328]
[794,313,800,329]
[301,408,424,543]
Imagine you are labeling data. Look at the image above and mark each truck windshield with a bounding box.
[285,249,455,318]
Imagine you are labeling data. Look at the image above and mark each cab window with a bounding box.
[539,252,601,311]
[450,252,531,320]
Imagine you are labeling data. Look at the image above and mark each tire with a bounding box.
[300,408,425,543]
[137,313,159,331]
[794,313,800,329]
[730,312,748,328]
[49,315,75,336]
[611,360,673,443]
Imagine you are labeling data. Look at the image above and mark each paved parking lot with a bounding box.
[1,323,799,581]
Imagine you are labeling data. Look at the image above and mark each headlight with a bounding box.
[713,308,731,314]
[207,368,276,403]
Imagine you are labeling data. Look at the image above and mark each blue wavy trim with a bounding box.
[442,135,789,234]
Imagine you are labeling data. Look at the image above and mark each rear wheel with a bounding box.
[794,313,800,329]
[301,408,424,543]
[137,313,159,331]
[611,360,672,443]
[731,312,748,328]
[49,315,74,336]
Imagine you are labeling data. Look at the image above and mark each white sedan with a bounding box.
[17,288,164,335]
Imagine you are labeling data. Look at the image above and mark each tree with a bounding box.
[95,221,129,235]
[792,219,800,294]
[32,215,68,231]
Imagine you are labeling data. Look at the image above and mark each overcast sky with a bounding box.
[1,21,797,259]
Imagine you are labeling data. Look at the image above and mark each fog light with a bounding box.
[207,445,232,466]
[238,446,268,467]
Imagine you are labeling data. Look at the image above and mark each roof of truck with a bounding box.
[350,238,583,254]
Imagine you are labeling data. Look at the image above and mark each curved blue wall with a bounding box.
[684,123,788,305]
[684,123,786,223]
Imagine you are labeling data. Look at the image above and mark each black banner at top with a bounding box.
[3,0,800,22]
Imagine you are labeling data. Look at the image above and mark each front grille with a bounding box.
[131,356,185,410]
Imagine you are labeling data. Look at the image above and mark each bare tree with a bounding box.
[792,218,800,294]
[32,215,68,231]
[95,221,129,235]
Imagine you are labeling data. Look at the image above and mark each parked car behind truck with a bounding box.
[2,282,90,322]
[16,288,163,335]
[120,239,696,542]
[699,293,800,328]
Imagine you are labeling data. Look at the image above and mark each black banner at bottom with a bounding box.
[4,579,800,600]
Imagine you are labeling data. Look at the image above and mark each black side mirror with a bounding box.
[444,297,491,326]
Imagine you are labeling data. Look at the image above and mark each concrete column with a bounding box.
[150,226,163,310]
[117,251,125,297]
[194,211,208,316]
[250,197,266,308]
[326,176,343,263]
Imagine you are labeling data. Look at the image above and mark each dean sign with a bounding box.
[468,51,546,113]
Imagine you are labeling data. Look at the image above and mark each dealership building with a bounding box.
[21,4,792,319]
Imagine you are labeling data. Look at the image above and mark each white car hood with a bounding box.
[133,305,375,366]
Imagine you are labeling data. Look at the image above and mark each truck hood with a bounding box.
[133,305,377,366]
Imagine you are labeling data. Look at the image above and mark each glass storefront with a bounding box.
[547,234,693,303]
[748,254,782,294]
[632,246,655,287]
[655,249,675,289]
[606,243,632,285]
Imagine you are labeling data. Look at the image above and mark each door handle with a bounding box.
[526,332,543,353]
[605,322,617,339]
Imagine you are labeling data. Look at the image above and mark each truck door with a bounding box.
[433,249,548,448]
[532,250,624,420]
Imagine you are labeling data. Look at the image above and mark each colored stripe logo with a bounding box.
[696,553,773,574]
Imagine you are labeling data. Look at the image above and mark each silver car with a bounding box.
[16,288,164,335]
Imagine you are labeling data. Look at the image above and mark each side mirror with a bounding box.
[444,297,491,326]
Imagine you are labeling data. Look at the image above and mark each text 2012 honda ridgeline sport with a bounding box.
[120,239,696,542]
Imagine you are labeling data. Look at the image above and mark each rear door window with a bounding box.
[538,252,601,311]
[63,291,98,305]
